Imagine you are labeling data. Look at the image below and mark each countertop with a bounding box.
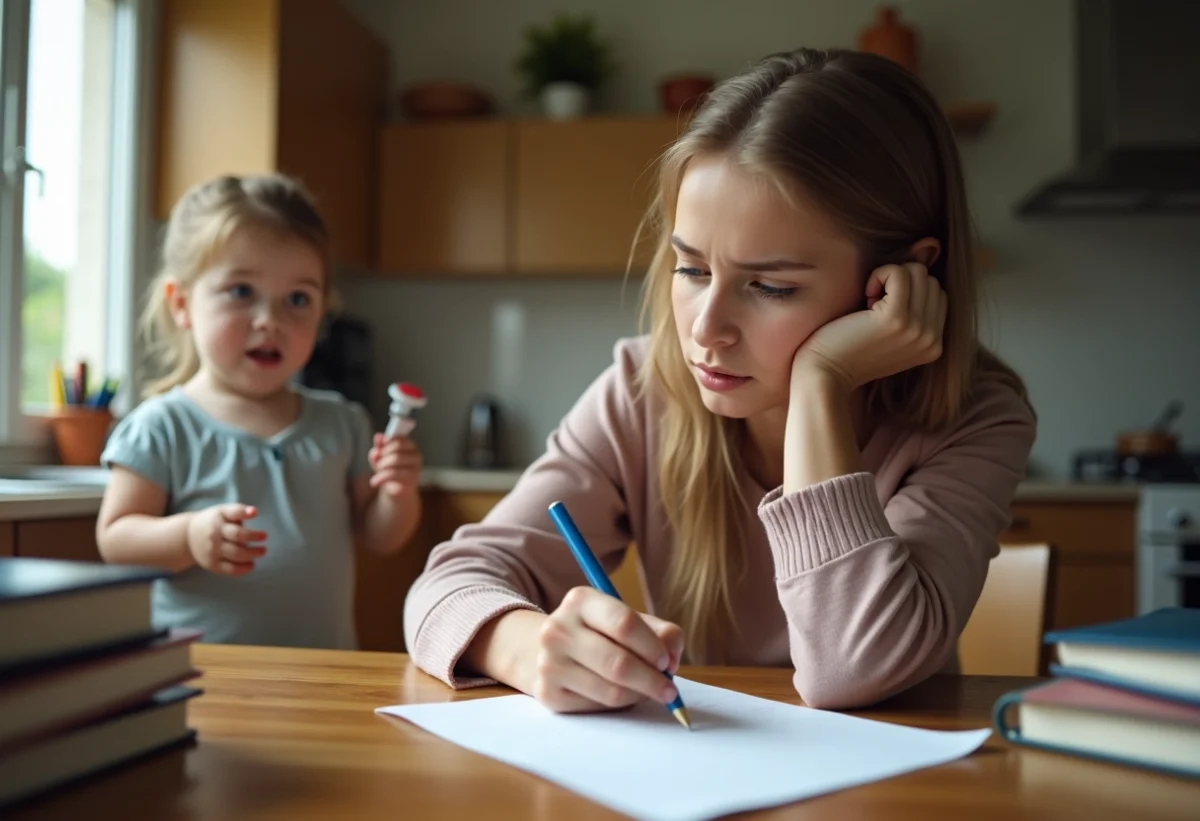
[0,465,1140,521]
[0,466,527,521]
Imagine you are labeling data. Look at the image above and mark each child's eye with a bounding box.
[751,281,798,299]
[227,283,253,300]
[287,291,312,308]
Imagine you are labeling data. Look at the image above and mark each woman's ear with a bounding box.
[908,237,941,268]
[165,280,191,330]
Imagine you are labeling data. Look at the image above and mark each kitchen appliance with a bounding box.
[1016,0,1200,216]
[298,313,372,407]
[463,395,503,469]
[1073,443,1200,613]
[1137,485,1200,614]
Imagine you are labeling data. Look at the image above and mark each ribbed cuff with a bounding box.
[411,586,543,689]
[757,472,894,579]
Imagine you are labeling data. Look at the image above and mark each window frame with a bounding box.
[0,0,154,458]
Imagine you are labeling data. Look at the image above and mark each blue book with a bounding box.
[1043,608,1200,706]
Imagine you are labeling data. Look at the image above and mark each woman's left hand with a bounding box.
[369,433,423,498]
[792,262,947,391]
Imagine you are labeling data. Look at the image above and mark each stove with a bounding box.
[1072,449,1200,484]
[1071,450,1200,613]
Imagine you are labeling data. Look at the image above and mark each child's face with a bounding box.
[171,226,325,399]
[671,154,864,422]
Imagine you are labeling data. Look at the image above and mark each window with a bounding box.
[0,0,149,447]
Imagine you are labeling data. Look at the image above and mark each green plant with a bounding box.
[514,14,614,96]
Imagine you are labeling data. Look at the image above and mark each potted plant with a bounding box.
[514,14,614,120]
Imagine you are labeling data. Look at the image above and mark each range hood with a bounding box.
[1016,0,1200,216]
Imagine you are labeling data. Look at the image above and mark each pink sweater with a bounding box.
[404,337,1036,708]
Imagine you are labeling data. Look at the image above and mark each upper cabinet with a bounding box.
[513,117,680,274]
[377,122,510,275]
[377,116,679,277]
[155,0,386,268]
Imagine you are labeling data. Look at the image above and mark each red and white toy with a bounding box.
[385,383,427,438]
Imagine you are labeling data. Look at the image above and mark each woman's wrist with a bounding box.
[461,608,545,691]
[784,363,862,493]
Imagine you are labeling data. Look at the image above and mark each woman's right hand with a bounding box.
[185,503,267,575]
[530,586,685,713]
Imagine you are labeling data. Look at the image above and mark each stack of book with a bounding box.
[993,607,1199,778]
[0,557,202,808]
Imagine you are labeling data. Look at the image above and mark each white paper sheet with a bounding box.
[377,677,991,821]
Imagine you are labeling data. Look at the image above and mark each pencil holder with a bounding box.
[45,408,114,466]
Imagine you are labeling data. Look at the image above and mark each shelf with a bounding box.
[945,102,995,136]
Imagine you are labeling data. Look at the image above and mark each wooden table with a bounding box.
[9,644,1198,820]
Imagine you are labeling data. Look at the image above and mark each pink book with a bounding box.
[994,676,1200,778]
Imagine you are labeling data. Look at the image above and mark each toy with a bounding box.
[385,383,427,438]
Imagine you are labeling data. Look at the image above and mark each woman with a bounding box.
[402,47,1035,710]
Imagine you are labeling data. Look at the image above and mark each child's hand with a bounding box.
[369,433,423,498]
[185,503,267,576]
[791,262,947,392]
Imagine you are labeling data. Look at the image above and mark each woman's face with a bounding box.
[671,154,865,420]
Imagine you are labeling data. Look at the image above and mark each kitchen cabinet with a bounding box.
[513,117,681,274]
[1001,500,1136,642]
[0,522,13,557]
[354,489,441,654]
[155,0,387,268]
[377,116,681,277]
[377,122,510,274]
[15,517,102,563]
[439,490,507,537]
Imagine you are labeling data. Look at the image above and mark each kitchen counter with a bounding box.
[0,466,529,521]
[0,465,1139,521]
[1012,480,1141,503]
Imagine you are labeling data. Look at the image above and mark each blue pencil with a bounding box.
[547,500,692,730]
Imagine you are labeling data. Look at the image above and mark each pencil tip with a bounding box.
[672,706,692,730]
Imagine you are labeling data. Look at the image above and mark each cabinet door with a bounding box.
[277,0,386,268]
[354,489,440,653]
[514,117,680,274]
[439,491,507,537]
[16,518,102,563]
[155,0,278,219]
[1002,501,1137,636]
[0,522,13,557]
[377,122,510,275]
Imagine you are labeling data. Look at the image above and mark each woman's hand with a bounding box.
[792,262,947,391]
[529,587,684,713]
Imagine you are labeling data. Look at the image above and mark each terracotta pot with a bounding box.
[857,6,919,75]
[45,407,114,466]
[659,75,714,115]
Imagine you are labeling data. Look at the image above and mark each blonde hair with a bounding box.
[637,48,1028,662]
[141,173,332,396]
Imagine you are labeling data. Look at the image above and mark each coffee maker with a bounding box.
[464,394,503,469]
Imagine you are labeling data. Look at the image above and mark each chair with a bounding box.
[958,543,1053,676]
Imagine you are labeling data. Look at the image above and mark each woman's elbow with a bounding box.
[791,645,951,710]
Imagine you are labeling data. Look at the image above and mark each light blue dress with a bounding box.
[100,385,375,649]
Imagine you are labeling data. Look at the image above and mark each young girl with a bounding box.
[97,173,422,650]
[404,48,1036,710]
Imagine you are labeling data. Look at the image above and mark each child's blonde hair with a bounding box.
[141,173,332,397]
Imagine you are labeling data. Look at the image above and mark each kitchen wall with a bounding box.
[340,0,1200,477]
